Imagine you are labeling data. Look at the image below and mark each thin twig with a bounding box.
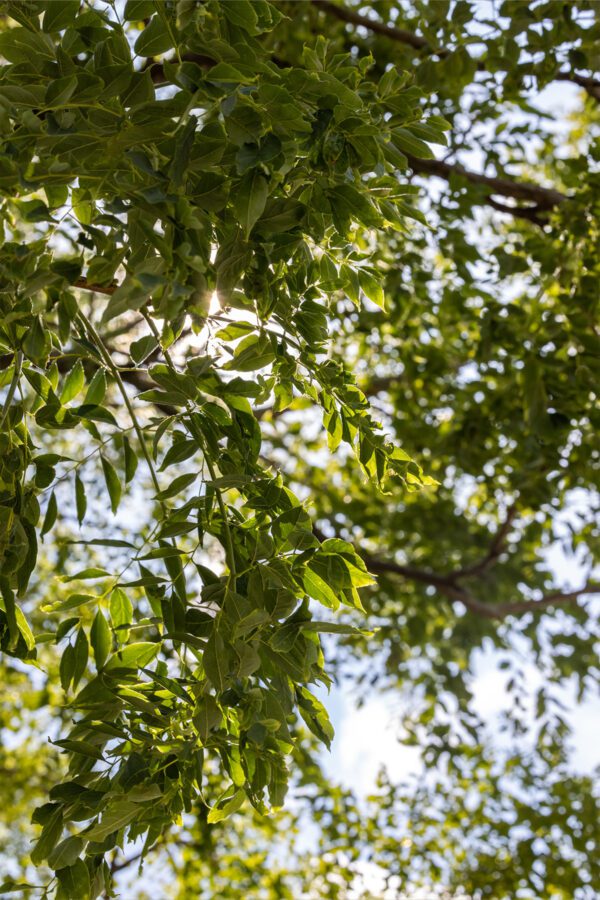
[0,350,23,430]
[141,311,237,584]
[76,312,162,497]
[452,502,518,579]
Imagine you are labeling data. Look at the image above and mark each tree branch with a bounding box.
[110,848,145,874]
[452,503,518,579]
[317,516,596,620]
[365,551,598,620]
[405,154,567,219]
[556,70,600,101]
[489,582,600,618]
[312,0,437,53]
[485,197,547,226]
[313,0,600,102]
[146,49,289,85]
[74,277,117,296]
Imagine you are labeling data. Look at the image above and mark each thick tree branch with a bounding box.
[74,276,117,296]
[146,50,289,85]
[452,503,518,579]
[405,154,567,219]
[486,198,547,226]
[365,551,598,620]
[314,0,600,102]
[489,582,600,618]
[317,520,596,620]
[555,70,600,102]
[312,0,437,53]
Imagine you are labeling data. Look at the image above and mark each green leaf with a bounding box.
[123,436,138,483]
[124,0,155,19]
[193,695,223,741]
[208,62,253,84]
[130,335,158,364]
[297,686,334,748]
[84,370,107,406]
[359,269,385,310]
[105,641,159,670]
[203,631,228,692]
[30,808,63,865]
[23,316,51,363]
[90,610,112,670]
[300,621,367,635]
[15,605,35,651]
[207,789,245,824]
[54,739,104,761]
[392,127,435,159]
[55,859,90,900]
[75,474,87,526]
[0,28,55,64]
[46,593,98,614]
[72,627,89,688]
[0,884,40,894]
[234,171,269,238]
[155,472,197,500]
[223,333,275,372]
[221,0,259,33]
[61,568,111,582]
[0,580,36,652]
[0,578,18,652]
[42,1,80,32]
[41,492,58,537]
[48,836,84,870]
[60,361,85,404]
[100,455,121,514]
[215,321,256,342]
[109,588,133,643]
[71,188,94,226]
[302,568,340,610]
[134,16,174,56]
[84,802,139,841]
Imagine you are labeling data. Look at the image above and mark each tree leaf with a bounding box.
[55,859,90,900]
[90,610,112,670]
[109,587,133,643]
[233,171,269,238]
[72,627,89,688]
[100,455,121,514]
[207,789,245,824]
[41,492,58,537]
[48,836,84,870]
[30,808,63,865]
[83,370,107,406]
[105,642,159,670]
[75,474,87,526]
[134,16,174,57]
[83,802,139,841]
[123,437,138,483]
[203,631,228,692]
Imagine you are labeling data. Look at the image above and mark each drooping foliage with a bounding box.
[0,1,598,898]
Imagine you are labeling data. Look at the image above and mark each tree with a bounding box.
[0,1,598,897]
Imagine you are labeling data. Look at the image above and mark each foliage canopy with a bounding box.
[0,1,599,898]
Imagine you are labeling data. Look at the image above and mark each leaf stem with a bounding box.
[0,351,23,430]
[76,312,162,498]
[141,311,237,584]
